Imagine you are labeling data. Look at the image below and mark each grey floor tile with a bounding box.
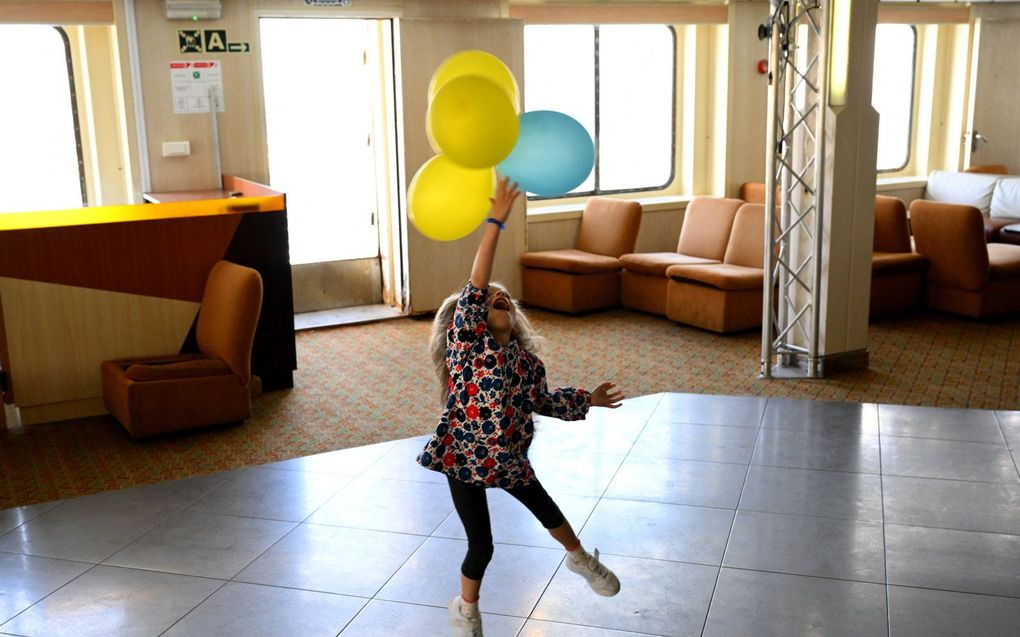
[0,565,222,637]
[361,436,448,484]
[0,553,92,623]
[377,537,563,617]
[628,421,758,464]
[519,621,657,636]
[234,524,424,597]
[578,498,732,566]
[604,456,746,508]
[0,487,199,563]
[0,501,61,536]
[103,509,296,579]
[532,554,717,637]
[650,392,766,428]
[752,428,881,474]
[763,399,879,435]
[886,524,1020,598]
[888,585,1020,637]
[162,581,366,637]
[739,465,883,522]
[189,467,352,522]
[339,599,525,636]
[260,440,395,476]
[996,411,1020,450]
[880,404,1004,443]
[703,568,887,637]
[432,489,599,549]
[306,476,453,535]
[881,436,1020,483]
[531,417,646,457]
[527,449,626,498]
[723,510,885,583]
[883,475,1020,535]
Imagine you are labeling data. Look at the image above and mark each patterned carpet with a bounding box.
[2,307,1019,509]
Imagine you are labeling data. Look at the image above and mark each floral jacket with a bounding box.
[417,283,591,488]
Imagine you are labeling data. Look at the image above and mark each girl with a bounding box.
[417,177,624,637]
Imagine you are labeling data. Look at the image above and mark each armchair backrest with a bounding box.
[677,197,742,260]
[739,182,768,204]
[909,200,989,291]
[575,197,643,257]
[964,164,1009,175]
[724,203,766,268]
[873,195,912,253]
[196,261,264,383]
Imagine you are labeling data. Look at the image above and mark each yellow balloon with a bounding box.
[429,49,520,112]
[427,76,519,169]
[408,155,496,241]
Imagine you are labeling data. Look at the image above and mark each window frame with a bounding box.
[874,24,917,174]
[524,24,678,201]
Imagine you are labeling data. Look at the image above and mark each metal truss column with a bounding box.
[760,0,831,379]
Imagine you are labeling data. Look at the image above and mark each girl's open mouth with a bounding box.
[492,298,510,311]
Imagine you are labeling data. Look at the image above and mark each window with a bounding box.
[873,24,916,172]
[0,26,85,212]
[523,24,675,197]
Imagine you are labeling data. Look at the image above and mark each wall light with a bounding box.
[828,0,852,108]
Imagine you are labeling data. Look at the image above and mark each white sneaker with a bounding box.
[566,548,621,597]
[448,595,484,637]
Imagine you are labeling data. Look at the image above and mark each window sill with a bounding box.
[876,176,927,190]
[526,194,691,222]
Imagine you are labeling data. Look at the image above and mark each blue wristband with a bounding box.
[486,217,506,230]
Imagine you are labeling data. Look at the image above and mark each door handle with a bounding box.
[968,131,989,154]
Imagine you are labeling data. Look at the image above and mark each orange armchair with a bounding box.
[101,261,264,437]
[520,197,642,313]
[870,195,928,318]
[620,197,742,316]
[909,200,1020,318]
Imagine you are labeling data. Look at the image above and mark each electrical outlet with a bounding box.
[162,141,191,157]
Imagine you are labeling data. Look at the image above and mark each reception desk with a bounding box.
[0,176,296,426]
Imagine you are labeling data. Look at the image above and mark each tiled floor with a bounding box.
[2,393,1019,636]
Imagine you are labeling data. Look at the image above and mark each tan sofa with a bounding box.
[619,197,743,316]
[665,203,766,333]
[520,197,642,314]
[870,195,928,318]
[909,199,1020,318]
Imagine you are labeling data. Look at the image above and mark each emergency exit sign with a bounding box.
[178,30,249,54]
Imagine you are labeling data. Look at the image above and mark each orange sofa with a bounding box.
[909,200,1020,318]
[870,195,928,318]
[665,203,766,333]
[520,197,642,314]
[619,197,743,316]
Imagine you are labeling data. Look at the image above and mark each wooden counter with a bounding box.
[0,176,296,426]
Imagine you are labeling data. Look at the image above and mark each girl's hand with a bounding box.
[591,381,625,409]
[489,176,521,224]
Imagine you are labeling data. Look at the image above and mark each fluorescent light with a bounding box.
[828,0,851,107]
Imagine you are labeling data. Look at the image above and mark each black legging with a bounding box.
[447,475,566,580]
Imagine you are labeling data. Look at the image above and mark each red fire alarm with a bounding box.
[757,59,768,74]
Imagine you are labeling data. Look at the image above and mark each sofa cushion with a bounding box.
[666,263,764,291]
[125,358,234,382]
[620,252,719,276]
[990,176,1020,219]
[520,249,622,274]
[987,243,1020,281]
[676,197,742,260]
[924,170,1000,216]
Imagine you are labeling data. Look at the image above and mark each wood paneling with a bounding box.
[510,3,727,25]
[0,1,113,25]
[398,18,525,313]
[0,277,198,415]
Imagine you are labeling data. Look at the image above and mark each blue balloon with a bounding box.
[497,110,594,197]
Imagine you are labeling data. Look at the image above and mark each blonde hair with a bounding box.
[430,282,542,402]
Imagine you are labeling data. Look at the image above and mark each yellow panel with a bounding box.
[0,196,285,231]
[0,277,200,409]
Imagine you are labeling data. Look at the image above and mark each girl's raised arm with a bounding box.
[470,176,521,289]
